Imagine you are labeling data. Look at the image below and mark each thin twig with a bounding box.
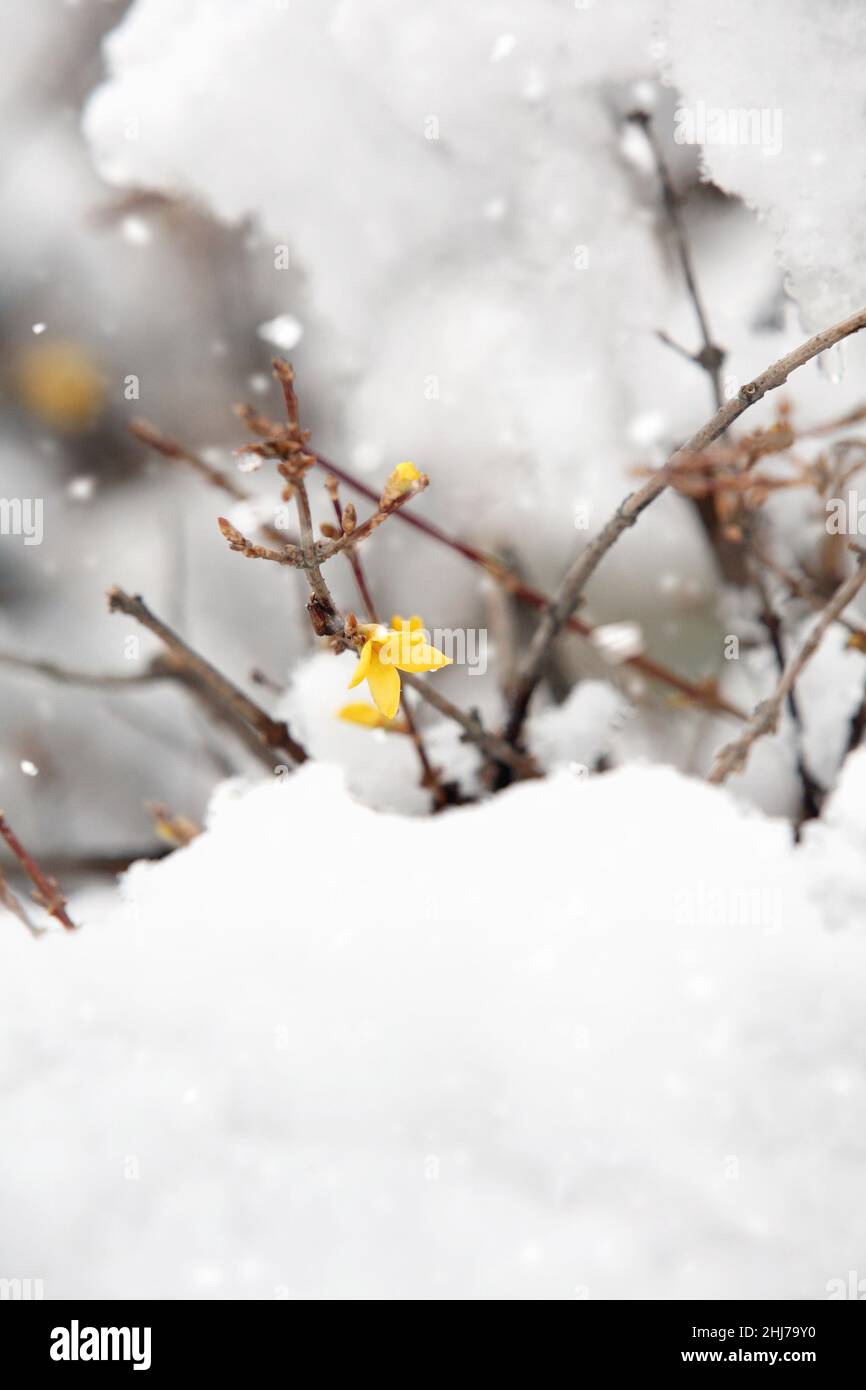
[215,477,428,569]
[504,303,866,749]
[0,650,157,689]
[131,417,295,546]
[131,418,249,501]
[327,478,447,808]
[0,865,37,935]
[846,680,866,757]
[0,649,284,772]
[107,588,309,767]
[631,111,725,409]
[232,403,744,718]
[0,812,76,929]
[252,364,535,781]
[708,551,866,784]
[749,541,866,643]
[747,552,823,821]
[399,672,537,778]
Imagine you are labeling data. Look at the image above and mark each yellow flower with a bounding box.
[348,614,450,719]
[337,702,390,729]
[15,341,106,432]
[390,462,420,488]
[380,461,424,506]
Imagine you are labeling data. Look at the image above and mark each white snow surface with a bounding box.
[2,756,866,1299]
[667,0,866,333]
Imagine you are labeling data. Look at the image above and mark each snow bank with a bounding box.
[668,0,866,333]
[1,757,865,1299]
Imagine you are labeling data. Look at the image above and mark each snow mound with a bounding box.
[668,0,866,332]
[2,759,866,1298]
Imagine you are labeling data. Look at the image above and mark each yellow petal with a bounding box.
[348,639,373,688]
[390,613,424,633]
[380,462,424,507]
[391,642,452,674]
[337,702,384,728]
[366,651,402,719]
[392,462,420,485]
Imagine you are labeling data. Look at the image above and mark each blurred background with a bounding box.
[3,0,866,868]
[0,0,331,864]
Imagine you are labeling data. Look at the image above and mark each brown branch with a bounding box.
[231,399,743,718]
[217,516,301,565]
[131,417,296,547]
[215,479,429,570]
[750,541,866,644]
[327,478,447,809]
[316,477,429,560]
[317,459,742,716]
[0,866,37,935]
[630,111,725,409]
[504,303,866,749]
[106,588,309,767]
[130,418,249,501]
[708,551,866,784]
[846,680,866,757]
[747,552,823,822]
[632,110,761,586]
[0,649,285,772]
[399,672,537,779]
[326,479,377,618]
[0,650,158,689]
[0,812,76,930]
[257,365,536,782]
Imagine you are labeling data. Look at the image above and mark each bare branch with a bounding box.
[0,865,37,935]
[107,587,309,767]
[0,650,157,689]
[747,551,824,822]
[505,303,866,748]
[708,552,866,784]
[399,672,538,779]
[0,812,76,930]
[227,403,743,717]
[328,478,448,809]
[217,516,301,565]
[131,417,296,547]
[0,648,284,773]
[130,417,249,501]
[631,111,725,409]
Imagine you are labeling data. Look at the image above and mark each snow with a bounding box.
[667,0,866,332]
[4,0,865,1301]
[256,313,304,351]
[1,756,865,1298]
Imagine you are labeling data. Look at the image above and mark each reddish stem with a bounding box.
[0,812,76,930]
[313,453,743,720]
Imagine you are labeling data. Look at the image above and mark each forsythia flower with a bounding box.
[337,702,392,729]
[348,615,450,719]
[380,461,422,506]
